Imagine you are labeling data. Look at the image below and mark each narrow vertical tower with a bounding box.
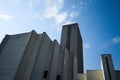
[60,23,83,73]
[101,54,116,80]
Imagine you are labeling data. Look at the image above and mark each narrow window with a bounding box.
[105,56,112,80]
[43,71,48,79]
[56,75,60,80]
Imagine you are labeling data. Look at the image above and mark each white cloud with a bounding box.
[0,14,13,21]
[35,0,67,25]
[64,20,73,25]
[55,12,67,24]
[112,36,120,44]
[69,11,79,18]
[44,6,58,18]
[84,43,90,49]
[103,36,120,48]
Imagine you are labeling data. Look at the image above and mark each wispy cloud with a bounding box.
[33,0,90,33]
[0,14,13,21]
[84,43,90,49]
[103,36,120,48]
[112,36,120,44]
[35,0,67,25]
[69,11,79,18]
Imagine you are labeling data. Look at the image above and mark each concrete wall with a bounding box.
[0,35,10,54]
[77,74,86,80]
[73,54,77,80]
[60,23,83,73]
[87,70,104,80]
[115,70,120,80]
[62,48,69,80]
[0,32,32,80]
[14,30,39,80]
[56,46,65,80]
[30,32,52,80]
[48,40,60,80]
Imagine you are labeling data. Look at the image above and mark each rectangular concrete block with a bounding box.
[60,23,83,73]
[115,70,120,80]
[87,70,104,80]
[77,74,86,80]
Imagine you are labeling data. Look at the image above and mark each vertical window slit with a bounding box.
[105,56,112,80]
[56,75,61,80]
[43,71,48,79]
[66,26,71,51]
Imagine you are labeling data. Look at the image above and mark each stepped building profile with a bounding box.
[0,23,120,80]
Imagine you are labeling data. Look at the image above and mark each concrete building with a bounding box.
[0,23,120,80]
[61,23,83,73]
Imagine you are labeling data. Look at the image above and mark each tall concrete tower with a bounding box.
[60,23,83,73]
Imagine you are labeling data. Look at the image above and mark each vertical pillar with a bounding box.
[101,54,116,80]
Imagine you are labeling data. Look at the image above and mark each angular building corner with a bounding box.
[0,23,120,80]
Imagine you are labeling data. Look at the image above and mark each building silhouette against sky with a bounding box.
[0,23,120,80]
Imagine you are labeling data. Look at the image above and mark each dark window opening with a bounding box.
[43,71,48,79]
[56,75,61,80]
[66,26,71,51]
[105,57,112,80]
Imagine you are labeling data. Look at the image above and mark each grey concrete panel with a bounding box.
[73,54,77,80]
[60,26,67,47]
[56,46,64,77]
[0,35,10,54]
[43,40,54,71]
[48,40,60,80]
[87,70,104,80]
[115,70,120,80]
[14,31,41,80]
[62,48,69,80]
[77,74,86,80]
[0,32,32,80]
[70,25,77,54]
[23,34,42,80]
[67,53,74,80]
[30,32,52,80]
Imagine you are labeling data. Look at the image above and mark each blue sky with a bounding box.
[0,0,120,72]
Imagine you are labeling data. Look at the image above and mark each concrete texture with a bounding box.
[14,30,38,80]
[0,32,32,80]
[0,35,10,54]
[77,74,86,80]
[87,70,104,80]
[115,70,120,80]
[48,40,60,80]
[62,48,69,80]
[60,23,83,73]
[30,32,52,80]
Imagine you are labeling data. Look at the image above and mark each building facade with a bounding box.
[0,23,119,80]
